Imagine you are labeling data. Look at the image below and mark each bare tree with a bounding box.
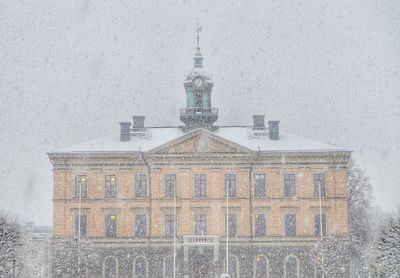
[347,159,373,276]
[0,211,22,277]
[53,237,99,277]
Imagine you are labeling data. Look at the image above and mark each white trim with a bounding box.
[284,254,300,278]
[134,173,148,198]
[104,174,118,199]
[164,173,178,198]
[225,255,240,278]
[253,254,269,278]
[283,173,297,198]
[73,173,88,198]
[163,256,175,278]
[193,173,208,198]
[133,256,148,278]
[253,209,269,237]
[224,172,237,197]
[102,256,119,278]
[132,211,149,238]
[253,173,267,198]
[312,172,327,197]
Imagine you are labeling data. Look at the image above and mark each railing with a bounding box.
[183,235,219,245]
[180,107,218,116]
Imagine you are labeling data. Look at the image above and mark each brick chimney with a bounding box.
[119,122,131,142]
[268,121,280,140]
[253,115,265,129]
[132,116,145,130]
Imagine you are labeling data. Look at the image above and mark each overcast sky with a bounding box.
[0,0,399,225]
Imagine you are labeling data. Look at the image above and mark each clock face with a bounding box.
[192,77,205,91]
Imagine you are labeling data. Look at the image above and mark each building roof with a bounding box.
[54,127,349,154]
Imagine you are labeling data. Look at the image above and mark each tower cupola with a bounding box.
[180,24,218,131]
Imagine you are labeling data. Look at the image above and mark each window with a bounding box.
[74,214,87,238]
[135,214,147,237]
[285,214,296,236]
[105,175,117,198]
[164,257,174,278]
[165,174,176,198]
[105,215,117,238]
[194,174,207,198]
[75,175,87,198]
[285,255,299,278]
[255,214,267,236]
[314,174,326,197]
[284,174,296,197]
[254,174,266,197]
[104,257,117,278]
[225,213,237,237]
[315,213,327,236]
[224,174,236,197]
[165,214,176,237]
[134,256,147,278]
[255,255,268,278]
[194,214,207,235]
[228,256,238,278]
[135,174,147,197]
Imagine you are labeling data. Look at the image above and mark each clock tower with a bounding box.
[180,24,218,131]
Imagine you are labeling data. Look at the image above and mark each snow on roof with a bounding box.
[54,127,349,154]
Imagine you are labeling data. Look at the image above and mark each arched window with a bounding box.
[284,255,299,278]
[254,255,268,278]
[103,256,118,278]
[134,256,148,278]
[164,256,175,278]
[227,256,239,278]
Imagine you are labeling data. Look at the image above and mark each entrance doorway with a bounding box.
[191,255,211,278]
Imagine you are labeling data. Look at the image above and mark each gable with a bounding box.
[148,129,253,154]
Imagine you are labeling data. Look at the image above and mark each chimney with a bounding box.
[268,121,280,140]
[132,116,145,130]
[253,115,265,129]
[119,122,131,142]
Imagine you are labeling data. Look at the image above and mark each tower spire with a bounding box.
[196,21,202,53]
[181,24,217,131]
[194,22,203,68]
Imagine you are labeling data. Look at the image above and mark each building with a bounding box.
[48,29,351,278]
[22,223,52,278]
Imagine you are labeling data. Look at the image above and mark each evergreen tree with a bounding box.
[311,235,348,278]
[376,213,400,277]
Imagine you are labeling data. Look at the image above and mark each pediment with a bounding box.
[148,129,253,155]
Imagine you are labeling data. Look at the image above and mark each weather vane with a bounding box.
[196,21,202,50]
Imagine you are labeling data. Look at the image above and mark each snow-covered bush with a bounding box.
[53,237,99,277]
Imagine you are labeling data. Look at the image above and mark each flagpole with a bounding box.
[174,179,177,278]
[226,180,229,275]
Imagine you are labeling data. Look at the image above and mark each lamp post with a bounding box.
[77,177,83,277]
[318,179,324,278]
[174,180,177,278]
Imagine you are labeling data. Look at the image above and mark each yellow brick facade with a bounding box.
[51,132,350,240]
[49,129,351,277]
